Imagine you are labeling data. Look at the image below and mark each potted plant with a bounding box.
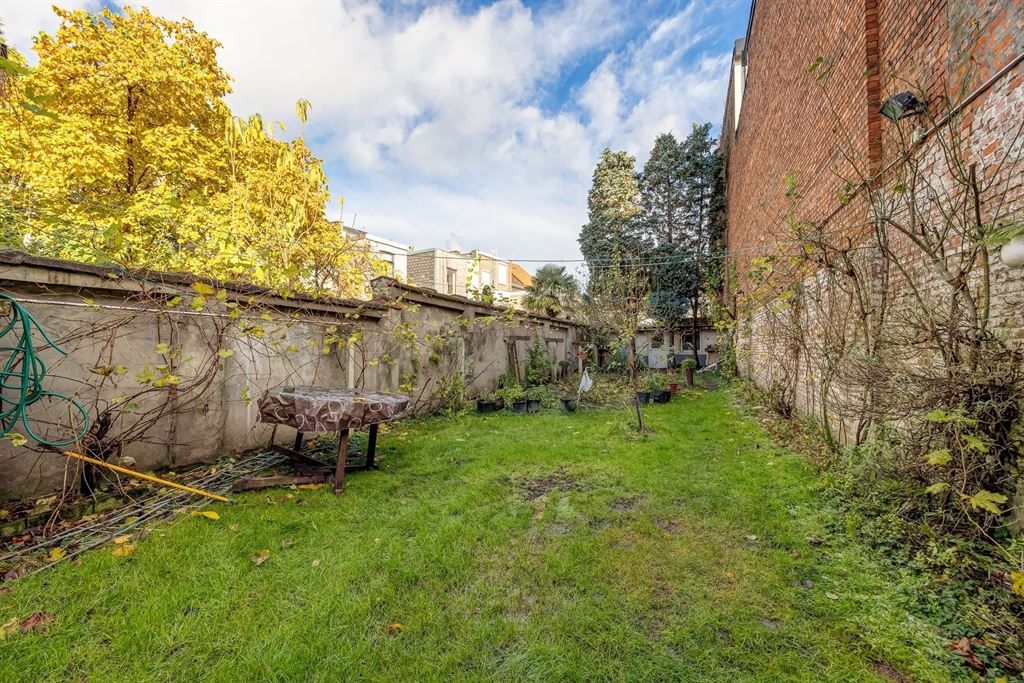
[644,372,670,403]
[476,391,504,413]
[649,374,671,403]
[635,373,654,405]
[525,385,548,413]
[496,385,526,413]
[681,358,697,387]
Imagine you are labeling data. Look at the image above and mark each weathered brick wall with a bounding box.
[0,254,584,499]
[725,0,1024,403]
[406,252,438,290]
[723,1,872,295]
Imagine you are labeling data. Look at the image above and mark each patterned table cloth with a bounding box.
[258,386,410,432]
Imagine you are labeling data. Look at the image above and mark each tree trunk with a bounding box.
[627,336,638,385]
[691,292,700,368]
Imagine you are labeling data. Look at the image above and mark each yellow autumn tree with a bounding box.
[0,6,380,297]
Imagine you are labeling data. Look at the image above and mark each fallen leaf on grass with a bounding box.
[297,484,324,490]
[0,612,55,640]
[280,539,295,550]
[191,511,220,521]
[228,523,240,532]
[0,618,18,639]
[725,571,736,581]
[112,543,135,558]
[825,592,839,600]
[251,550,271,566]
[112,535,132,545]
[387,623,403,634]
[948,636,986,671]
[19,612,54,634]
[46,547,66,563]
[2,564,32,582]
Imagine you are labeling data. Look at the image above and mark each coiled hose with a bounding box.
[0,292,89,447]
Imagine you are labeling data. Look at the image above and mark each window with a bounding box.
[482,271,492,287]
[497,263,508,286]
[446,268,457,294]
[380,253,395,276]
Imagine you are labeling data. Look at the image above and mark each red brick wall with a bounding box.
[723,1,872,294]
[723,1,1024,294]
[722,0,1024,439]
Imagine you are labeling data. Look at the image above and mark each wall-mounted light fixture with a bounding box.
[879,92,925,122]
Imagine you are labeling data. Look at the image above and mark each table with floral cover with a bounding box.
[258,386,410,492]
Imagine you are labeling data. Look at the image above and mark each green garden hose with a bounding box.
[0,292,89,447]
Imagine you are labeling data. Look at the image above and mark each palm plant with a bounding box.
[524,264,578,318]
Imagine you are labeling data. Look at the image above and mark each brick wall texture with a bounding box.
[722,0,1024,440]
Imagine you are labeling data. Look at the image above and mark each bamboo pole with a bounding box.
[61,450,230,503]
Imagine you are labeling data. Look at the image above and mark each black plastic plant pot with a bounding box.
[476,398,504,413]
[511,400,529,414]
[635,391,651,404]
[526,399,542,413]
[560,398,578,412]
[652,390,671,404]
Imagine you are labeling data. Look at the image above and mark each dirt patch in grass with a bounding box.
[873,660,911,683]
[610,495,643,512]
[654,517,686,533]
[516,470,588,501]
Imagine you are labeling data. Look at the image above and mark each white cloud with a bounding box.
[5,0,736,268]
[1,0,92,57]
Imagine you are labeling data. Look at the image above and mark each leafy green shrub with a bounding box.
[681,358,698,370]
[643,372,666,391]
[525,385,552,403]
[525,335,549,387]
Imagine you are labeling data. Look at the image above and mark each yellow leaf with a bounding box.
[1011,571,1024,597]
[8,433,27,448]
[217,349,234,359]
[965,490,1007,515]
[192,282,215,296]
[112,535,132,545]
[112,543,135,557]
[387,623,403,634]
[215,289,228,302]
[0,618,18,640]
[924,449,951,465]
[297,483,324,490]
[192,510,220,521]
[155,343,170,354]
[251,549,271,566]
[47,547,66,563]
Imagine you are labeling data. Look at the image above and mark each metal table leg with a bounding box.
[333,428,350,493]
[366,423,378,470]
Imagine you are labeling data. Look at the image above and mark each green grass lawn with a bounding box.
[0,388,961,681]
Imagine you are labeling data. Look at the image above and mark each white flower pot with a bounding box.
[1000,235,1024,268]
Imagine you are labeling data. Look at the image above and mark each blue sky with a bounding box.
[4,0,750,270]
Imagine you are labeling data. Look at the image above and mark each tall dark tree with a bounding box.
[579,149,650,383]
[639,133,686,245]
[638,123,724,364]
[678,123,725,362]
[579,148,646,275]
[639,133,690,348]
